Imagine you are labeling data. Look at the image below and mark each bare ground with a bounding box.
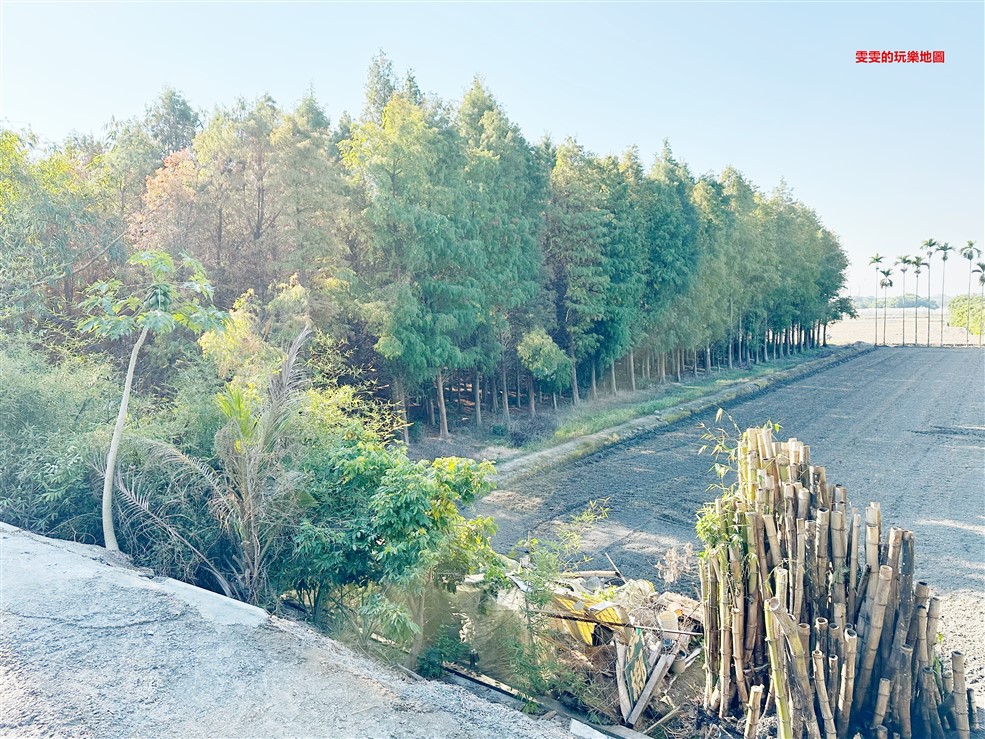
[0,524,571,739]
[473,347,985,708]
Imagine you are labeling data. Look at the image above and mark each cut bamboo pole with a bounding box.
[915,605,929,677]
[895,644,914,739]
[767,597,821,739]
[828,653,840,714]
[968,688,978,731]
[871,678,891,728]
[816,507,831,618]
[836,627,859,738]
[848,512,861,626]
[855,565,893,707]
[715,553,732,719]
[921,667,946,739]
[815,617,829,656]
[799,623,812,656]
[814,649,838,739]
[926,597,941,656]
[907,581,930,646]
[830,509,847,615]
[765,604,794,739]
[794,518,807,621]
[732,606,749,705]
[743,684,764,739]
[951,651,971,739]
[700,557,718,710]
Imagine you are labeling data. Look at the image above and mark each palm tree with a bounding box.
[960,241,981,344]
[912,255,927,344]
[869,253,885,345]
[921,239,938,345]
[879,267,893,345]
[974,261,985,347]
[936,241,955,344]
[896,256,911,345]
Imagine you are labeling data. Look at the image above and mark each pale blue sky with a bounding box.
[2,1,982,296]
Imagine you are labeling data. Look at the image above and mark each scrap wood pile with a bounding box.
[698,427,977,739]
[536,571,704,728]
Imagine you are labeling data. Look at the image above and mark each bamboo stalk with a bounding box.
[921,667,946,739]
[895,644,914,739]
[743,684,764,739]
[915,605,929,677]
[765,604,794,739]
[815,617,829,656]
[855,565,893,707]
[814,650,838,739]
[828,653,840,715]
[715,552,732,719]
[907,581,930,646]
[816,507,831,618]
[830,509,847,616]
[732,606,750,705]
[848,512,861,626]
[951,651,972,739]
[767,597,821,739]
[836,627,859,738]
[871,678,891,728]
[968,688,978,731]
[925,597,941,657]
[794,518,807,621]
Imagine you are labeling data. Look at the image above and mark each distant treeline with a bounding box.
[852,295,939,310]
[1,54,851,439]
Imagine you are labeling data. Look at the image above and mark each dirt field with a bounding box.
[474,347,985,703]
[827,308,977,346]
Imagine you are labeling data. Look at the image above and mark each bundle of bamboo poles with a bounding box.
[697,427,976,739]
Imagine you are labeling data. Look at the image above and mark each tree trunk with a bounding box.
[527,374,536,418]
[590,362,597,399]
[629,349,636,392]
[490,372,498,412]
[427,395,435,427]
[570,350,580,405]
[394,377,410,445]
[552,393,558,411]
[436,369,449,439]
[101,326,149,551]
[500,362,511,423]
[659,351,666,383]
[675,348,682,383]
[474,371,482,429]
[610,361,618,395]
[706,344,712,373]
[516,363,522,408]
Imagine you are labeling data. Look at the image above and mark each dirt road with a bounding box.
[474,347,985,699]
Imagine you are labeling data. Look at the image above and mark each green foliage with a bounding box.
[948,295,984,335]
[518,328,572,393]
[0,334,117,538]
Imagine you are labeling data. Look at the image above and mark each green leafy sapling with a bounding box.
[78,249,225,551]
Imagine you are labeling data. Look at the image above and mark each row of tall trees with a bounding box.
[2,56,851,441]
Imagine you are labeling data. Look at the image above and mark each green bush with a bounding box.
[0,334,118,541]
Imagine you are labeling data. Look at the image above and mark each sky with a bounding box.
[2,1,983,297]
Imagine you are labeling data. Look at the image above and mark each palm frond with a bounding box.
[115,472,237,599]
